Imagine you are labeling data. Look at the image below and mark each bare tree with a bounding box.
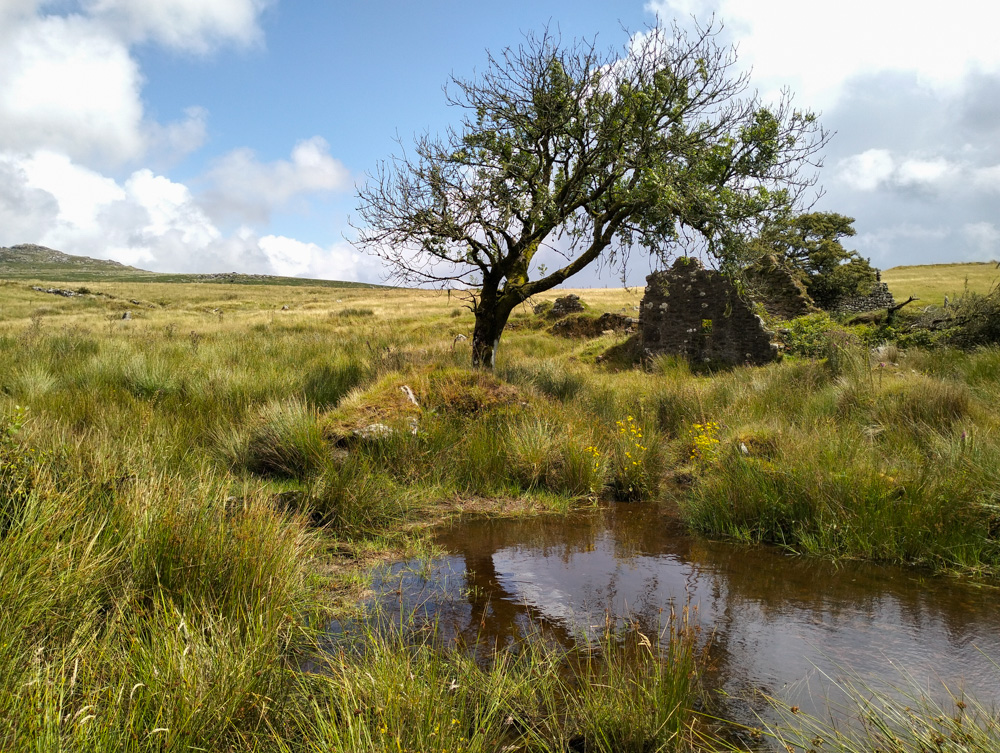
[356,22,828,368]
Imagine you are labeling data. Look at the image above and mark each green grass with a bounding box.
[2,266,1000,749]
[754,671,1000,753]
[883,261,1000,305]
[308,612,700,753]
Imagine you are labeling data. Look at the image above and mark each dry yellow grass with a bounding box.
[1,278,640,332]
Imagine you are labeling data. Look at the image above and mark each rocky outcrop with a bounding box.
[640,258,779,366]
[3,244,135,269]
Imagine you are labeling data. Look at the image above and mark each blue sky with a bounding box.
[2,0,1000,286]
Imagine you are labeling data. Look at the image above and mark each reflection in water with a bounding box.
[367,504,1000,720]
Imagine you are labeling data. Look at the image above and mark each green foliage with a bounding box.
[682,371,1000,573]
[309,614,698,753]
[302,356,372,408]
[337,306,375,318]
[779,312,836,357]
[758,212,878,308]
[241,399,329,479]
[688,420,721,472]
[608,415,660,501]
[5,271,1000,751]
[358,23,826,367]
[310,454,409,536]
[763,673,1000,753]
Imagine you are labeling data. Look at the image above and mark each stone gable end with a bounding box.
[640,258,779,366]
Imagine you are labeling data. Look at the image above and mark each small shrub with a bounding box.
[943,287,1000,348]
[505,360,585,401]
[10,363,59,400]
[781,312,835,357]
[449,415,515,494]
[651,386,700,437]
[688,421,721,472]
[0,406,35,534]
[880,374,971,429]
[608,415,659,501]
[573,618,698,753]
[123,354,182,399]
[309,455,406,535]
[557,438,606,497]
[824,328,867,377]
[131,483,313,615]
[507,419,560,490]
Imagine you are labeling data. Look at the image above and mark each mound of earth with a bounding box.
[321,368,527,442]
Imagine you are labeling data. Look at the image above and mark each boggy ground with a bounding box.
[2,277,1000,751]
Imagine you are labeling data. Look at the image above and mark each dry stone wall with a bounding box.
[831,281,895,315]
[640,258,779,366]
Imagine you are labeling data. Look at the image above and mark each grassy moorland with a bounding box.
[2,270,1000,751]
[883,260,1000,305]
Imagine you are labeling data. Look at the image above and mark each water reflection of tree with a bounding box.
[431,504,1000,699]
[434,514,605,652]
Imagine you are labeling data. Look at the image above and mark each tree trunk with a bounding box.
[471,301,513,370]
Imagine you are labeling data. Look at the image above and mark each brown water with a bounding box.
[365,503,1000,722]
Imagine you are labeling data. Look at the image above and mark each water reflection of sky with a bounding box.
[369,505,1000,719]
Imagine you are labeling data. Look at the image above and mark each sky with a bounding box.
[1,0,1000,286]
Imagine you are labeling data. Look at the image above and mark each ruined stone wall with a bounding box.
[831,282,895,314]
[640,258,779,366]
[744,254,818,320]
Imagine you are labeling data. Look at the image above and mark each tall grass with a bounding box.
[3,278,1000,749]
[757,671,1000,753]
[307,612,700,753]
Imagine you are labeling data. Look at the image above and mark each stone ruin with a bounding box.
[549,294,586,318]
[831,272,896,314]
[640,258,779,366]
[744,254,818,320]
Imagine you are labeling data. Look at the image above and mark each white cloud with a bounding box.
[896,158,957,188]
[972,164,1000,192]
[84,0,271,53]
[836,149,895,192]
[0,153,60,243]
[853,224,950,267]
[0,148,374,280]
[0,0,374,280]
[18,150,126,229]
[201,137,351,223]
[259,235,375,281]
[0,14,145,165]
[146,107,208,164]
[0,0,270,169]
[836,150,961,193]
[646,0,1000,109]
